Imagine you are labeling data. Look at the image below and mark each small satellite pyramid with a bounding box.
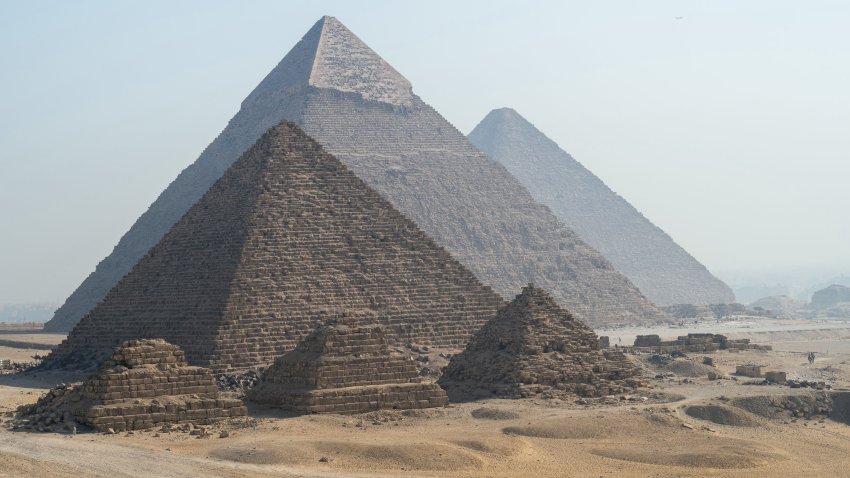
[249,323,448,413]
[45,16,666,332]
[48,123,505,371]
[20,339,246,432]
[438,284,643,401]
[469,108,735,306]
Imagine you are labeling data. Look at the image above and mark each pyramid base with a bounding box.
[82,395,247,432]
[251,382,448,414]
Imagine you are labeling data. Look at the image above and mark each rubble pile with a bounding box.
[439,285,644,401]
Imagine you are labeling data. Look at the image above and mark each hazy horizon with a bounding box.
[2,1,848,305]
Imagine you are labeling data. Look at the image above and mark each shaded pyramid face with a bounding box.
[249,324,448,413]
[469,108,735,306]
[45,16,666,332]
[48,123,506,372]
[438,285,643,400]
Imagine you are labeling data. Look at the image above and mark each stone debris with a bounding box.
[0,359,37,374]
[438,284,643,401]
[787,380,830,390]
[631,333,771,353]
[736,365,763,378]
[45,122,505,372]
[45,16,666,334]
[15,339,245,432]
[216,369,264,395]
[249,323,448,414]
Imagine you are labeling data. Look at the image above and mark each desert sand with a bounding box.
[2,326,850,478]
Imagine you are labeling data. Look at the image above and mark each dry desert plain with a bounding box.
[2,320,850,478]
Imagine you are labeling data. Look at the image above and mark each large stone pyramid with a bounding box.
[47,123,505,371]
[469,108,735,306]
[249,323,448,413]
[438,284,643,401]
[45,16,665,332]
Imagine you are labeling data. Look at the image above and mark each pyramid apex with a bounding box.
[308,15,414,106]
[483,107,529,125]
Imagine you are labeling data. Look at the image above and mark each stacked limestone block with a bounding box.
[47,122,505,372]
[45,16,666,334]
[249,324,448,413]
[20,339,245,432]
[439,285,644,401]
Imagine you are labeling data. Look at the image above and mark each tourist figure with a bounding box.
[807,352,815,364]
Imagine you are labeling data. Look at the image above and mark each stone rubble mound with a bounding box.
[249,323,448,413]
[439,284,644,400]
[46,122,504,372]
[16,339,245,432]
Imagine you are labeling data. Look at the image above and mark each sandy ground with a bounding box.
[2,329,850,477]
[0,333,64,362]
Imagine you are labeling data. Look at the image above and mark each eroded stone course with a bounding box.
[47,123,505,371]
[17,339,245,432]
[249,323,448,413]
[439,285,644,400]
[45,16,666,333]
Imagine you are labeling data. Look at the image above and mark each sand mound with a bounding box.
[503,417,615,439]
[733,393,831,420]
[645,413,682,428]
[643,355,718,377]
[685,405,758,427]
[452,439,521,456]
[211,440,483,471]
[471,407,520,420]
[590,447,770,469]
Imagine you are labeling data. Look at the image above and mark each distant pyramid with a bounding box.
[47,123,505,371]
[438,284,643,401]
[249,323,448,413]
[45,16,665,332]
[469,108,734,306]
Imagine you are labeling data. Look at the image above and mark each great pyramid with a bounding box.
[438,284,643,401]
[18,339,246,432]
[249,323,448,413]
[469,108,735,306]
[45,16,665,333]
[47,123,505,372]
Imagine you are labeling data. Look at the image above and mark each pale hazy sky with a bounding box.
[1,1,848,304]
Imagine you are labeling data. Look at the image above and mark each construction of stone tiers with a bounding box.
[468,108,735,306]
[46,123,505,372]
[16,339,245,432]
[438,285,644,401]
[630,333,772,353]
[249,323,447,413]
[45,15,666,333]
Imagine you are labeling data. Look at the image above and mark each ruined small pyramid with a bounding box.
[469,108,735,306]
[438,284,644,401]
[46,16,666,332]
[19,339,246,432]
[249,323,448,413]
[47,122,505,371]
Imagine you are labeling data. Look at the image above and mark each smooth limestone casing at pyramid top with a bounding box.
[249,324,448,413]
[47,123,506,372]
[44,16,667,333]
[468,108,734,306]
